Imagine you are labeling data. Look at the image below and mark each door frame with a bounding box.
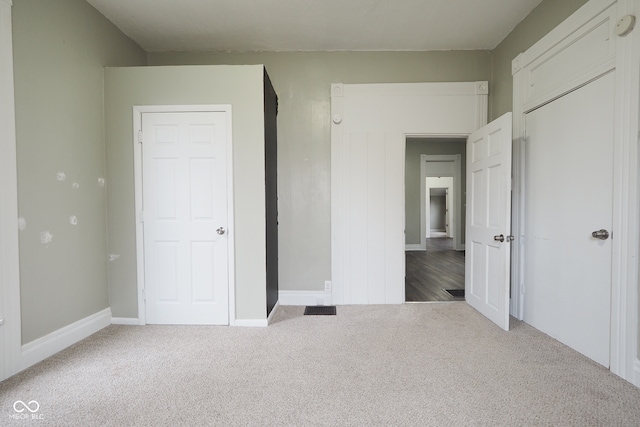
[420,154,462,251]
[133,105,235,326]
[512,0,640,385]
[330,81,488,305]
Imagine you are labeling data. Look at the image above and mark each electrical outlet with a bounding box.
[324,280,332,292]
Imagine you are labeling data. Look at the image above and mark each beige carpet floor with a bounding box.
[1,303,640,426]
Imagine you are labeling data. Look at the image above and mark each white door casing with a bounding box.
[331,82,488,305]
[420,155,461,249]
[424,177,454,241]
[134,106,234,326]
[512,0,640,384]
[465,113,513,331]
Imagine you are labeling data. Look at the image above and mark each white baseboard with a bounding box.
[278,290,332,306]
[21,307,112,371]
[405,244,424,251]
[112,317,140,326]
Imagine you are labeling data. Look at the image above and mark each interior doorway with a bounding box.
[430,189,449,237]
[330,81,488,306]
[405,137,466,302]
[426,183,452,239]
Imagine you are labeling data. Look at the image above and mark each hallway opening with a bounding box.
[405,137,466,302]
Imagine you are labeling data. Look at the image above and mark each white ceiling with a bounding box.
[86,0,544,53]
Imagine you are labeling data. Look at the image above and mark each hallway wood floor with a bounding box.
[405,237,465,302]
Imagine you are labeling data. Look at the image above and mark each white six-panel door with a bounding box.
[142,111,229,325]
[465,113,513,331]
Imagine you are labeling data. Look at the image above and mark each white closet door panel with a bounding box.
[143,111,229,325]
[524,72,614,367]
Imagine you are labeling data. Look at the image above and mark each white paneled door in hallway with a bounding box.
[141,111,230,325]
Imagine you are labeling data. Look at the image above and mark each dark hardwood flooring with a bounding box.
[405,237,465,302]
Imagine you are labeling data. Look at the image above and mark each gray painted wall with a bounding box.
[149,51,491,292]
[405,139,466,245]
[104,65,267,321]
[12,0,146,344]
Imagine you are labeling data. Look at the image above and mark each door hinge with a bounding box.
[139,210,144,223]
[138,130,143,143]
[141,288,146,301]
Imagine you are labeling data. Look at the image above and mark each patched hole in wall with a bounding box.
[40,231,53,244]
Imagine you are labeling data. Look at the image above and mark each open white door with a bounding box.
[465,112,512,331]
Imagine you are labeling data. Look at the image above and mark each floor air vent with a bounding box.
[445,289,465,298]
[304,306,337,316]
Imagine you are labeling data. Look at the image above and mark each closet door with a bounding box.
[142,111,230,325]
[524,72,614,367]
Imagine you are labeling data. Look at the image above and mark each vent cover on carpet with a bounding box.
[445,289,465,297]
[304,306,336,316]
